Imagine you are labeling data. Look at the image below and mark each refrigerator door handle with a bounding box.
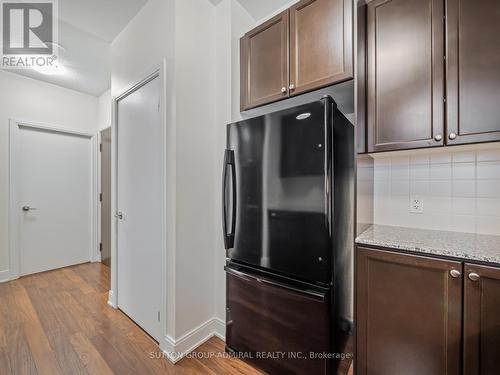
[222,149,236,249]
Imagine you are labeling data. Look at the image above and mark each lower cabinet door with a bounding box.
[463,263,500,375]
[356,247,462,375]
[226,267,330,375]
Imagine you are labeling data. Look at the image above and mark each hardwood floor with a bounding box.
[0,263,263,375]
[0,262,354,375]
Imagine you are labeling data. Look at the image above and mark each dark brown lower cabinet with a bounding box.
[356,247,462,375]
[463,263,500,375]
[226,267,331,375]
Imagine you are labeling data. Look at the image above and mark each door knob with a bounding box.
[448,133,457,140]
[289,84,295,91]
[114,211,123,220]
[468,272,480,281]
[434,134,442,142]
[281,87,287,93]
[22,206,37,212]
[450,269,461,278]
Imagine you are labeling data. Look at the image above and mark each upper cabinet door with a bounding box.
[446,0,500,145]
[289,0,353,96]
[240,11,289,111]
[367,0,444,152]
[463,263,500,375]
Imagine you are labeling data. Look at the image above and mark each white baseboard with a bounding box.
[162,317,226,364]
[107,290,117,308]
[0,270,15,283]
[213,317,226,341]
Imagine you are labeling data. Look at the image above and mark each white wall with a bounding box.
[111,0,233,350]
[372,144,500,235]
[214,0,255,323]
[173,0,218,338]
[0,70,98,278]
[97,89,112,130]
[111,0,177,341]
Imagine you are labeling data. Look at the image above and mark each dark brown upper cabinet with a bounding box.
[240,11,289,111]
[463,263,500,375]
[446,0,500,145]
[356,246,462,375]
[366,0,445,152]
[289,0,353,96]
[240,0,353,111]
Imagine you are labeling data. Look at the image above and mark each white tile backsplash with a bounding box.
[477,161,500,179]
[453,180,476,198]
[452,162,476,179]
[452,151,476,163]
[430,163,452,180]
[477,180,500,198]
[430,152,452,164]
[477,149,500,162]
[372,146,500,235]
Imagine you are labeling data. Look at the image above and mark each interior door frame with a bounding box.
[8,119,99,280]
[109,62,168,347]
[97,126,112,266]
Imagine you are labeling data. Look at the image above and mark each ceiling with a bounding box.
[3,0,294,96]
[208,0,296,21]
[3,0,147,96]
[236,0,295,21]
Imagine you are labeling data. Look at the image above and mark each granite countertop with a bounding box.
[356,224,500,266]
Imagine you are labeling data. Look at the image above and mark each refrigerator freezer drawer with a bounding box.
[226,268,331,375]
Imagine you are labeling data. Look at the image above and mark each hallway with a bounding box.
[0,263,262,374]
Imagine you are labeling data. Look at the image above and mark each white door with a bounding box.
[16,125,93,276]
[116,75,162,342]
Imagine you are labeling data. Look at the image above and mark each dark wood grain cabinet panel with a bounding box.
[446,0,500,145]
[240,0,353,111]
[226,269,330,374]
[463,263,500,375]
[366,0,444,152]
[240,11,289,111]
[289,0,353,96]
[356,247,462,375]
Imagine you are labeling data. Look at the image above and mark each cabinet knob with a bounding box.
[434,134,443,142]
[450,269,461,278]
[281,87,287,93]
[289,84,295,91]
[448,133,457,140]
[468,272,480,281]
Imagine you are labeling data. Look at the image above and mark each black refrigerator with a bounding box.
[222,96,354,375]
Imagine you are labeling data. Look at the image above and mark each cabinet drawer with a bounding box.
[226,267,331,375]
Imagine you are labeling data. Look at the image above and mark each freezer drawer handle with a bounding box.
[226,267,326,300]
[222,149,236,249]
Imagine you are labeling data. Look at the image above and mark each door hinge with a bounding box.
[157,311,161,322]
[99,193,103,202]
[99,242,103,252]
[99,143,103,152]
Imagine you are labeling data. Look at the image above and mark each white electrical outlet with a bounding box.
[410,195,424,214]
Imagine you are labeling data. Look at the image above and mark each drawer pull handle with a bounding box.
[468,272,480,281]
[450,269,461,278]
